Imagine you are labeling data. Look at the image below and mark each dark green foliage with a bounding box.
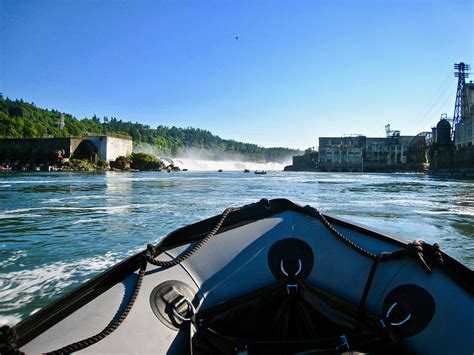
[97,159,109,168]
[63,159,96,171]
[112,156,130,170]
[0,96,301,162]
[129,152,164,170]
[0,97,104,139]
[8,106,24,117]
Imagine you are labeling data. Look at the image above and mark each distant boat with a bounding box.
[254,170,266,175]
[243,169,250,173]
[182,169,188,172]
[218,169,223,172]
[0,166,12,171]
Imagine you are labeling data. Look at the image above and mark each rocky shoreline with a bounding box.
[1,153,183,173]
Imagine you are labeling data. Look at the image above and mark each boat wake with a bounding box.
[0,252,120,325]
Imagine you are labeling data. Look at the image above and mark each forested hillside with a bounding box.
[0,96,300,162]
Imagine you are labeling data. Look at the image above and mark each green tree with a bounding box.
[0,95,301,161]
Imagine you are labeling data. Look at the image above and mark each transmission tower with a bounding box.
[452,62,470,139]
[57,113,65,130]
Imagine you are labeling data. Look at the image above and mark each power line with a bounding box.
[412,72,453,133]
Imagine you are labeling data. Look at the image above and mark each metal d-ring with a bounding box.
[172,299,196,322]
[386,302,412,326]
[280,258,302,276]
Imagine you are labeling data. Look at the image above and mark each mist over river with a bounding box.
[0,170,472,325]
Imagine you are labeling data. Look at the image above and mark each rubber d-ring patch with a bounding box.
[268,238,314,280]
[382,284,435,338]
[149,280,196,330]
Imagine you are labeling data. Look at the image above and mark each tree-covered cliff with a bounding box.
[0,96,301,162]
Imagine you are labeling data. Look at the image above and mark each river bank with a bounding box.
[1,152,183,173]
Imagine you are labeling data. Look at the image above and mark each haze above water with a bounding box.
[0,170,472,325]
[172,158,288,171]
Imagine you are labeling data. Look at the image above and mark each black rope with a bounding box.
[146,207,237,268]
[356,241,445,327]
[0,325,24,355]
[304,205,444,272]
[357,254,383,326]
[38,206,237,354]
[304,205,379,260]
[45,257,148,355]
[303,205,445,331]
[379,239,444,273]
[8,204,443,353]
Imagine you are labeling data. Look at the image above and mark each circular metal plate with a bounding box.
[149,280,196,330]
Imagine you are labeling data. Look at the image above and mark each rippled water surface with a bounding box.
[0,171,473,324]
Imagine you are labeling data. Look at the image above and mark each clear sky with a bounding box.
[1,0,473,149]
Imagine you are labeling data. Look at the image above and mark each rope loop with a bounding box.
[432,243,444,265]
[406,239,424,256]
[260,198,271,209]
[405,240,445,273]
[146,243,156,258]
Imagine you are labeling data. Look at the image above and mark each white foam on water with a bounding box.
[0,251,27,268]
[316,178,359,183]
[0,252,119,314]
[378,199,439,207]
[40,195,111,204]
[40,198,64,204]
[413,208,474,217]
[73,218,106,225]
[0,180,58,184]
[2,203,159,216]
[72,195,109,201]
[173,158,287,171]
[0,213,43,219]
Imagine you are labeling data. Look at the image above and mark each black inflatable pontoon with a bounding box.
[2,199,473,354]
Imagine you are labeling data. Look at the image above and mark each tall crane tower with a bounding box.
[452,62,470,140]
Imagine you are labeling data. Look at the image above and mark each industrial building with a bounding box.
[318,127,420,172]
[318,135,365,170]
[285,63,472,176]
[284,147,318,171]
[429,62,474,177]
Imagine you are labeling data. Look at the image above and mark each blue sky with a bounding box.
[1,0,473,149]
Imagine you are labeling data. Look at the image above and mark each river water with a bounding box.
[0,171,473,325]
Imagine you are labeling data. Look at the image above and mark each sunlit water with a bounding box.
[0,170,472,325]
